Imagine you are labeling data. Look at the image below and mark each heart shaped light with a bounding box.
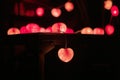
[58,48,74,63]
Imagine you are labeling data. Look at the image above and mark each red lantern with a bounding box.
[111,5,119,16]
[64,1,74,12]
[36,7,44,17]
[93,27,104,35]
[51,8,61,17]
[26,23,40,33]
[58,48,74,63]
[7,27,20,35]
[105,24,114,35]
[25,10,35,17]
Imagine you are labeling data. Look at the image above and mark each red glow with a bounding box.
[64,1,74,12]
[65,28,74,33]
[36,7,44,17]
[26,23,40,33]
[58,48,74,63]
[45,26,52,32]
[93,27,104,35]
[111,5,119,16]
[51,8,61,17]
[25,10,35,17]
[7,27,20,35]
[105,24,114,35]
[20,26,30,34]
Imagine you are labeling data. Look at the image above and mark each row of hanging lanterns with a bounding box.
[7,0,119,63]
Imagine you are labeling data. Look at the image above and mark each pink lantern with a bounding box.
[51,8,61,17]
[52,22,67,33]
[58,48,74,63]
[64,1,74,12]
[36,7,44,17]
[26,23,40,33]
[20,26,30,34]
[111,5,119,16]
[93,27,104,35]
[7,27,20,35]
[105,24,115,35]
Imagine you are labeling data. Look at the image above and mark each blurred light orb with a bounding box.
[52,22,67,33]
[36,7,44,17]
[81,27,93,34]
[93,27,104,35]
[111,5,119,16]
[51,8,61,17]
[64,1,74,12]
[58,48,74,63]
[7,27,20,35]
[104,0,113,10]
[105,24,114,35]
[26,23,40,33]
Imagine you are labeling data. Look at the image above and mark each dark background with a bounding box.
[0,0,120,80]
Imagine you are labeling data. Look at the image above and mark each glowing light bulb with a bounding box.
[104,0,113,10]
[51,8,61,17]
[64,1,74,12]
[105,24,115,35]
[111,5,119,16]
[81,27,93,34]
[36,7,44,17]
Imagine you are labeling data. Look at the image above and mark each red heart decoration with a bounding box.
[58,48,74,63]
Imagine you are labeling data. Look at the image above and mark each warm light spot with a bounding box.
[26,23,40,33]
[105,24,114,35]
[81,27,93,34]
[7,27,20,35]
[104,0,113,10]
[58,48,74,63]
[51,8,61,17]
[52,22,67,33]
[64,1,74,12]
[36,7,44,17]
[93,27,104,35]
[111,5,119,16]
